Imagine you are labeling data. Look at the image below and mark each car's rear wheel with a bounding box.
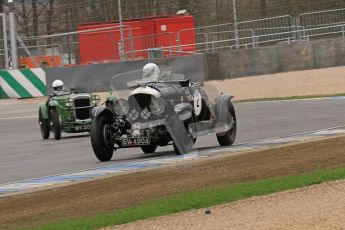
[216,100,237,146]
[90,115,114,162]
[39,107,50,139]
[141,144,157,154]
[50,108,61,140]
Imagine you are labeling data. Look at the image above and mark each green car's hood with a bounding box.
[52,92,92,101]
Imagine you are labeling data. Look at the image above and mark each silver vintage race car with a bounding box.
[90,63,237,162]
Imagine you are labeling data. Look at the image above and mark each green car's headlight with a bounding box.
[149,97,166,115]
[92,95,100,105]
[65,99,73,108]
[113,99,129,116]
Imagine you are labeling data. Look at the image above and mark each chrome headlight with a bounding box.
[149,97,166,115]
[128,109,139,120]
[113,99,129,116]
[140,108,151,120]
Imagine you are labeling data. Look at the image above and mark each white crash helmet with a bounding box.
[52,79,64,93]
[142,63,160,79]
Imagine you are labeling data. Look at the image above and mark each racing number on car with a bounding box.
[194,91,202,116]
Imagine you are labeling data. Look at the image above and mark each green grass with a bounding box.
[236,93,345,103]
[25,167,345,230]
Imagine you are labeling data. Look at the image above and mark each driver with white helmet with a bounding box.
[52,79,65,95]
[142,63,160,82]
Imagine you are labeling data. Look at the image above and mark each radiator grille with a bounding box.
[74,98,91,120]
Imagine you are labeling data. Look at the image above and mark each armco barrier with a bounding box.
[0,68,47,99]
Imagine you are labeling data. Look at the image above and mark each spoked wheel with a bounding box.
[90,115,114,162]
[216,100,237,146]
[39,107,50,139]
[50,108,61,140]
[141,144,157,154]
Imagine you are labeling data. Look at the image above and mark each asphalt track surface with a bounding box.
[1,98,345,184]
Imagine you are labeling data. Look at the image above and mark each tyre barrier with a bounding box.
[0,68,47,99]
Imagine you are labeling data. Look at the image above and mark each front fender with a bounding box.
[39,104,49,119]
[174,103,193,121]
[92,106,115,122]
[48,100,59,107]
[107,95,117,102]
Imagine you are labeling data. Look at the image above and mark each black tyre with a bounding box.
[39,107,50,139]
[50,108,61,140]
[141,144,157,154]
[173,114,196,155]
[216,100,237,146]
[90,115,114,162]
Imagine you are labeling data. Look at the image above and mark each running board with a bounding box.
[189,120,233,138]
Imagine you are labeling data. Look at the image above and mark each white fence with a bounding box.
[4,7,345,68]
[176,9,345,53]
[298,8,345,27]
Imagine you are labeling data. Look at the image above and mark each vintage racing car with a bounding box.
[38,87,100,140]
[90,64,237,162]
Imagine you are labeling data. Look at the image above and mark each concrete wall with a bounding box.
[43,38,345,92]
[206,38,345,80]
[44,54,206,93]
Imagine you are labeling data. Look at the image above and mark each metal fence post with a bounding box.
[117,0,126,61]
[232,0,240,49]
[1,13,9,70]
[176,31,182,52]
[127,26,134,60]
[9,12,17,69]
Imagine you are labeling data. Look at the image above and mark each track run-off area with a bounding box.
[1,96,345,194]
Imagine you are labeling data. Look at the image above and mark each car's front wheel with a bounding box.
[90,115,114,162]
[50,108,61,140]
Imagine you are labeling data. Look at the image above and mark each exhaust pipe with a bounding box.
[113,122,120,129]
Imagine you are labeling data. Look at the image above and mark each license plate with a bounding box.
[122,138,150,147]
[75,124,91,131]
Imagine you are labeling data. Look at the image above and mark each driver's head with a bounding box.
[143,63,160,79]
[52,79,64,93]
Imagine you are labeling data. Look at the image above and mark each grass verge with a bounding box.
[236,93,345,103]
[25,167,345,230]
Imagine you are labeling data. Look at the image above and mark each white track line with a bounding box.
[239,96,345,104]
[0,116,36,121]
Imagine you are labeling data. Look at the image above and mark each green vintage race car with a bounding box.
[38,89,100,140]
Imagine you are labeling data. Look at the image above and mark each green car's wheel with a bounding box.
[90,115,114,162]
[216,100,237,146]
[50,108,62,140]
[141,144,157,154]
[39,107,50,139]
